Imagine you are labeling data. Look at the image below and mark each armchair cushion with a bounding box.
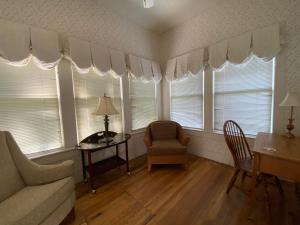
[148,139,187,155]
[0,132,24,202]
[0,177,74,225]
[150,121,177,140]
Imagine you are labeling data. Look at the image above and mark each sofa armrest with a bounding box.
[177,124,190,146]
[144,126,152,148]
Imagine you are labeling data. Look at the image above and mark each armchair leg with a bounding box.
[148,163,152,173]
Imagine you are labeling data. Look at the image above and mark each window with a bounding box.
[129,77,157,130]
[73,69,123,141]
[0,58,63,154]
[170,73,204,129]
[213,55,275,135]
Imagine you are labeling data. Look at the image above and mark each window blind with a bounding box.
[170,73,204,129]
[129,78,157,130]
[0,58,63,154]
[213,55,274,135]
[73,69,122,141]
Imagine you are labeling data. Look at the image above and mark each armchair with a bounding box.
[0,131,75,225]
[144,121,190,172]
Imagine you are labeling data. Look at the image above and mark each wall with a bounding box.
[0,0,160,183]
[161,0,300,165]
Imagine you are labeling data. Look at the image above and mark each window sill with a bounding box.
[26,146,75,160]
[130,128,146,135]
[212,130,256,139]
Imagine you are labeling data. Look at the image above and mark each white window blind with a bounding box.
[214,55,275,135]
[170,73,204,129]
[73,69,123,141]
[0,58,63,154]
[129,78,157,130]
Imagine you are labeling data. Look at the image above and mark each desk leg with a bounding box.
[125,141,130,175]
[87,152,96,193]
[81,151,87,182]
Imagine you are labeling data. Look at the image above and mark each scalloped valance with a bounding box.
[128,54,162,83]
[0,19,162,82]
[165,24,281,81]
[0,19,61,69]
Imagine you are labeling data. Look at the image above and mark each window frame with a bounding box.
[212,57,276,136]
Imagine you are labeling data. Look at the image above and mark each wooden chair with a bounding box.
[223,120,284,195]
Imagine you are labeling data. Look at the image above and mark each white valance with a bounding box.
[128,55,142,78]
[110,49,126,76]
[0,19,30,65]
[252,24,280,60]
[128,54,162,83]
[68,37,92,73]
[31,27,62,69]
[209,24,280,70]
[187,48,204,75]
[227,32,252,64]
[165,48,205,81]
[91,43,111,74]
[209,40,228,70]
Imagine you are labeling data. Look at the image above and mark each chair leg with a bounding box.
[275,176,284,197]
[226,169,240,194]
[241,171,247,183]
[147,163,152,173]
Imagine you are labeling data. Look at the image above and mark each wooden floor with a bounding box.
[69,155,300,225]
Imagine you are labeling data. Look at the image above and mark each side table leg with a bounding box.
[81,151,87,183]
[87,152,96,193]
[125,141,130,175]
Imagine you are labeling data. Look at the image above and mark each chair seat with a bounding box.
[148,139,187,155]
[239,158,253,172]
[0,177,74,225]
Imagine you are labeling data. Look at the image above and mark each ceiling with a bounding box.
[97,0,219,34]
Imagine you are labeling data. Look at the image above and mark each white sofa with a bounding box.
[0,131,76,225]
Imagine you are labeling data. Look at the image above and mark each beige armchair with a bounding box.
[144,121,190,172]
[0,131,76,225]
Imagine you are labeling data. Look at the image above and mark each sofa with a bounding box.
[144,120,190,172]
[0,131,76,225]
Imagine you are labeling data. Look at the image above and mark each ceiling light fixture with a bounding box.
[143,0,154,8]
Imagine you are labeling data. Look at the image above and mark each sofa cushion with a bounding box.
[0,132,24,202]
[148,139,187,155]
[0,177,75,225]
[150,121,177,140]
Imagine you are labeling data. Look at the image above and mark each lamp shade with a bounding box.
[94,96,118,115]
[279,92,300,107]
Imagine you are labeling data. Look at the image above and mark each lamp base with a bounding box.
[285,131,295,139]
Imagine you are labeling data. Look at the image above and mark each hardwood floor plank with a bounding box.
[70,155,300,225]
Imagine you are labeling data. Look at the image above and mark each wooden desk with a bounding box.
[251,132,300,184]
[249,132,300,223]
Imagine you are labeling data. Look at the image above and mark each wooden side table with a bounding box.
[76,131,131,192]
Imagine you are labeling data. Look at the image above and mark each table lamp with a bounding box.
[94,94,118,142]
[279,92,299,138]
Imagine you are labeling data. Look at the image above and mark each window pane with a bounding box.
[0,58,63,154]
[170,73,203,129]
[73,69,123,141]
[213,55,274,135]
[129,78,157,130]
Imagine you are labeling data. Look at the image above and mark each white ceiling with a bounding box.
[97,0,219,34]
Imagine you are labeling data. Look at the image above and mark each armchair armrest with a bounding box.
[144,126,152,148]
[177,124,190,146]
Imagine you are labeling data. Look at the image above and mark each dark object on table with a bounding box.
[76,131,131,193]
